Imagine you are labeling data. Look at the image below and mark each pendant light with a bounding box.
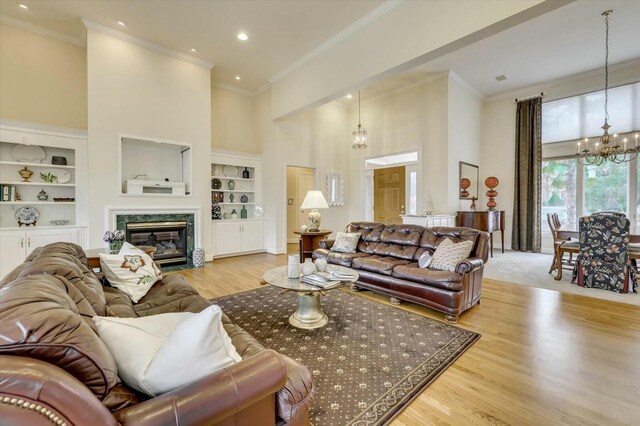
[352,91,367,149]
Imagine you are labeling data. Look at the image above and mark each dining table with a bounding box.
[555,225,640,280]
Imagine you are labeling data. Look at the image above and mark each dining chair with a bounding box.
[547,213,579,278]
[575,213,634,293]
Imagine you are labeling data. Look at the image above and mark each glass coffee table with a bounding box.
[263,264,358,329]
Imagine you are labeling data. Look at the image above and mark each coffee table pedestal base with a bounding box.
[289,292,328,329]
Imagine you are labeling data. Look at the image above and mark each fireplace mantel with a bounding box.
[105,205,202,248]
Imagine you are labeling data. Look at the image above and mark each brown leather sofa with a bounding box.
[0,242,315,426]
[313,222,489,322]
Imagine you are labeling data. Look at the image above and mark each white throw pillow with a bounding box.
[100,242,162,303]
[429,238,474,272]
[93,305,242,397]
[418,252,432,268]
[331,232,361,253]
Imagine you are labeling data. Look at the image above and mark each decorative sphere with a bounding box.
[485,176,499,189]
[460,178,471,190]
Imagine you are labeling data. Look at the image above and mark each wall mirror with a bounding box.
[326,172,344,206]
[459,162,479,200]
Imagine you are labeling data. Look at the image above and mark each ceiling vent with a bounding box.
[495,75,507,82]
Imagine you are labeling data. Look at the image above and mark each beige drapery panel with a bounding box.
[512,97,542,253]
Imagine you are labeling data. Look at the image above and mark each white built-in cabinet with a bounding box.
[0,122,88,278]
[211,151,265,257]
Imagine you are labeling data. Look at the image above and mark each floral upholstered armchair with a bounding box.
[574,213,635,293]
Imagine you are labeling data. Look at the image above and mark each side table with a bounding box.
[293,230,332,262]
[84,245,156,269]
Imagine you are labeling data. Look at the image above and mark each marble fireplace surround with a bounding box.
[105,206,201,263]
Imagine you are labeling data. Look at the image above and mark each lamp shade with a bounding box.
[301,190,329,210]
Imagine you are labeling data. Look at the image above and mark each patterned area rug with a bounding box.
[213,287,479,426]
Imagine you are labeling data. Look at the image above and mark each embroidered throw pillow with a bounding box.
[100,242,162,303]
[330,232,361,253]
[93,305,242,397]
[429,238,474,272]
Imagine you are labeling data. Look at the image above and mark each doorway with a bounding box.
[286,166,315,243]
[374,166,405,224]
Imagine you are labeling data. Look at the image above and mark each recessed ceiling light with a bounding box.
[190,48,197,52]
[235,76,241,80]
[18,3,29,9]
[495,74,507,81]
[237,32,248,41]
[116,20,126,26]
[346,94,353,99]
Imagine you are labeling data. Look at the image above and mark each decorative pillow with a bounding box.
[93,305,242,397]
[330,232,361,253]
[100,242,161,303]
[418,252,432,268]
[429,238,474,272]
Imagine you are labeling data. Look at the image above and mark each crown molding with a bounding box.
[0,118,87,138]
[268,0,404,84]
[82,18,214,70]
[485,58,640,103]
[212,82,255,97]
[253,83,271,97]
[0,15,84,46]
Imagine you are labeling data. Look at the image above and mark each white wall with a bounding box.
[211,85,260,154]
[87,30,211,249]
[480,61,640,251]
[256,89,351,254]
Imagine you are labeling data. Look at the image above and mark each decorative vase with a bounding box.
[228,180,235,190]
[460,178,471,198]
[109,240,124,254]
[485,177,499,211]
[230,209,238,220]
[192,248,205,268]
[242,167,250,179]
[37,189,48,201]
[240,194,249,203]
[301,224,308,232]
[315,257,328,272]
[302,258,316,276]
[18,167,33,182]
[212,202,222,220]
[288,255,300,278]
[241,205,247,219]
[229,193,234,202]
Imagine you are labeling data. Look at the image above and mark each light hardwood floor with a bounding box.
[177,250,640,426]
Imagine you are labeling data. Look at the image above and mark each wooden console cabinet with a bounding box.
[456,210,505,257]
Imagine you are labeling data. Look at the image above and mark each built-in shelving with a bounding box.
[0,201,76,205]
[0,181,75,187]
[0,160,76,169]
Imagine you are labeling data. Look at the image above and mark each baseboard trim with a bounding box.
[267,247,286,255]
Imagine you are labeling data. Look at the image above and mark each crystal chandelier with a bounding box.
[577,9,638,166]
[352,91,367,149]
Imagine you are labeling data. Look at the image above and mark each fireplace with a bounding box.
[126,221,188,266]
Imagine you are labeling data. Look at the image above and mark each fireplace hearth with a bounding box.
[126,221,188,266]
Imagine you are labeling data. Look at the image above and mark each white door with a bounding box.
[216,222,242,255]
[0,231,26,279]
[241,221,264,252]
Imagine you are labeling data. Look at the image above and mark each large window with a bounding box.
[541,82,640,232]
[542,82,640,144]
[542,159,577,227]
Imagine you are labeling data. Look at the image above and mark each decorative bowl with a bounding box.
[50,220,70,226]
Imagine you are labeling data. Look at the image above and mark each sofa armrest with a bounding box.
[455,257,484,275]
[0,355,117,426]
[277,354,316,425]
[114,349,287,426]
[319,239,335,250]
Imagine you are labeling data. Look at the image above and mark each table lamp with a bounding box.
[301,190,329,232]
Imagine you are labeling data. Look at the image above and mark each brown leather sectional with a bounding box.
[0,242,315,425]
[313,222,489,322]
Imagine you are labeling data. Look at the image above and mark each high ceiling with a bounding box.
[1,0,638,101]
[0,0,384,93]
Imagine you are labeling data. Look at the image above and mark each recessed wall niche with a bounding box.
[119,136,191,197]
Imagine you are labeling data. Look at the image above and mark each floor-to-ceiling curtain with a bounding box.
[512,97,542,252]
